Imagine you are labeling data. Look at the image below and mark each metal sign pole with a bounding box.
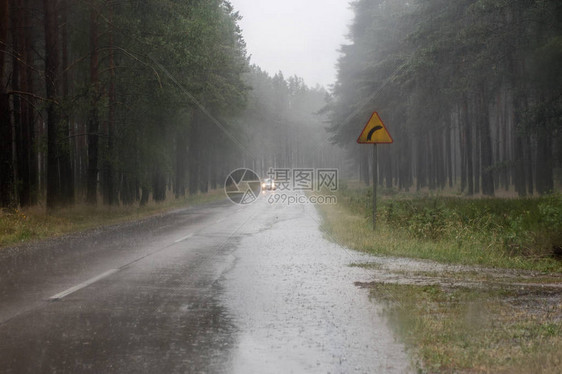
[357,111,392,230]
[372,144,378,230]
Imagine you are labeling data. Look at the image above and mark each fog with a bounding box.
[229,0,353,88]
[1,0,560,209]
[1,3,561,374]
[327,0,562,196]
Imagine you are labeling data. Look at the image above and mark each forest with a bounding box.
[0,0,334,210]
[2,0,561,213]
[328,0,562,196]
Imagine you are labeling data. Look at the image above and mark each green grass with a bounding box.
[0,189,225,248]
[316,182,562,373]
[369,283,562,374]
[318,182,562,272]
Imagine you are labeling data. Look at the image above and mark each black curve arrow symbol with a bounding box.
[367,126,383,141]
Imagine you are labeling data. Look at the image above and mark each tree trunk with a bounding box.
[120,173,134,205]
[428,135,435,190]
[139,186,149,206]
[188,110,201,195]
[473,107,481,195]
[86,4,99,204]
[102,2,115,205]
[437,129,446,189]
[415,134,426,191]
[209,146,218,191]
[536,129,553,195]
[479,92,494,196]
[460,106,467,193]
[59,0,73,204]
[514,135,526,196]
[152,169,166,202]
[446,123,453,188]
[44,0,61,210]
[525,136,533,195]
[0,0,14,208]
[385,148,392,189]
[199,116,209,193]
[398,133,411,191]
[175,126,187,198]
[0,91,12,207]
[13,0,36,207]
[463,98,474,195]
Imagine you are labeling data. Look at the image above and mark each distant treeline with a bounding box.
[328,0,562,196]
[0,0,333,210]
[239,68,344,178]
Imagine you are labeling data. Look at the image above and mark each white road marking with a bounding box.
[48,214,227,301]
[174,233,193,243]
[49,269,119,300]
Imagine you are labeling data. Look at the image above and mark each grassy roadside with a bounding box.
[369,283,561,374]
[318,183,562,272]
[0,189,225,249]
[315,182,562,373]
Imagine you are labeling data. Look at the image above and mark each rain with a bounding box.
[1,1,561,372]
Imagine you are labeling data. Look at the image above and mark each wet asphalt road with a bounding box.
[0,197,411,373]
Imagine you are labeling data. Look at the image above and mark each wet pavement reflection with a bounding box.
[0,199,411,373]
[222,201,411,373]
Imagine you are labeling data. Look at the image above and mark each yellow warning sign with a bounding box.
[357,112,393,144]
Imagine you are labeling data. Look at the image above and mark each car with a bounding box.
[262,178,276,191]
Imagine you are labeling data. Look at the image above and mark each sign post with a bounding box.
[372,144,378,230]
[357,112,393,230]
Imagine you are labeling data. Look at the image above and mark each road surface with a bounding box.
[0,197,411,373]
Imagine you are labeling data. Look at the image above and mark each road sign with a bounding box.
[357,111,393,230]
[357,112,393,144]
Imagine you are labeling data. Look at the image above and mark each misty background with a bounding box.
[0,0,561,210]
